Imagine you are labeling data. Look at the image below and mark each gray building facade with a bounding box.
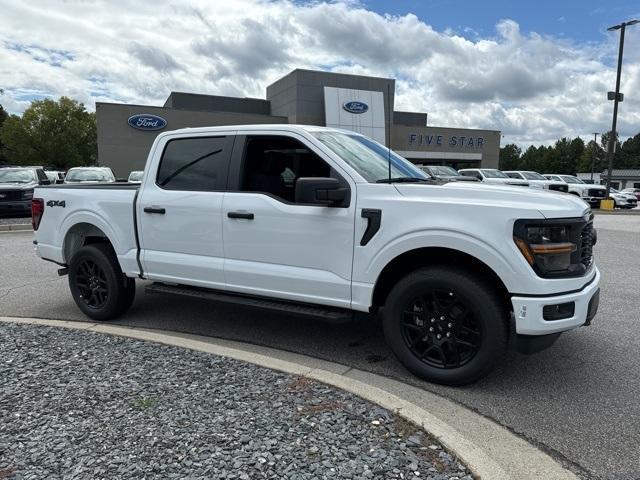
[96,69,500,177]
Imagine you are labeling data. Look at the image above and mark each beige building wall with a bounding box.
[391,125,501,169]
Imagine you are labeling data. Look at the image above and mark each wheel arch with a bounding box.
[63,222,116,264]
[371,247,512,316]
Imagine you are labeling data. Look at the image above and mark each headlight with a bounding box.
[513,218,592,278]
[22,190,34,199]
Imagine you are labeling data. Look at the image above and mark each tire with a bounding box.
[382,266,508,386]
[68,243,136,321]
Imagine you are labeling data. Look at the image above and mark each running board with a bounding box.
[145,283,354,323]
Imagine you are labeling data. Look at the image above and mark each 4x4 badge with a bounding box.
[46,200,65,208]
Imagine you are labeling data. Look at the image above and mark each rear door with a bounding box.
[138,132,235,289]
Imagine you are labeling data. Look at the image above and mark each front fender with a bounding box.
[369,229,524,288]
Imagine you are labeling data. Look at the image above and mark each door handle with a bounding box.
[144,207,166,214]
[227,211,254,220]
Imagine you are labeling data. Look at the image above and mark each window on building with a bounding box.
[634,182,640,189]
[157,137,230,191]
[240,135,338,203]
[610,182,620,190]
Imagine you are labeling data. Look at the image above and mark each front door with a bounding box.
[222,132,356,308]
[138,133,234,289]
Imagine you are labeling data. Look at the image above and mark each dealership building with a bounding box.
[96,69,501,177]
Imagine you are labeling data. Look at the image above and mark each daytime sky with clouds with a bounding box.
[1,0,639,147]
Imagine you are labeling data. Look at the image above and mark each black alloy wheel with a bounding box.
[383,266,508,386]
[69,243,136,321]
[75,258,110,309]
[401,289,481,369]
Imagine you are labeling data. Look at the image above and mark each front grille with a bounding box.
[0,190,23,201]
[549,184,568,193]
[588,188,607,198]
[580,222,595,269]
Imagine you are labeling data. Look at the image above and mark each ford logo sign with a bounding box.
[342,101,369,114]
[127,114,167,131]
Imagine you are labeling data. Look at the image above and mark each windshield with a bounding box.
[0,169,37,184]
[312,132,430,183]
[428,166,460,176]
[481,169,509,179]
[66,169,114,182]
[559,175,584,184]
[128,171,143,181]
[522,171,547,180]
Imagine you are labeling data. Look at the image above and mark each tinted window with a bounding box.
[505,172,522,179]
[157,136,230,191]
[240,135,341,203]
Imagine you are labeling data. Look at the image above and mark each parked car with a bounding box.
[543,174,607,208]
[127,171,144,183]
[45,170,65,184]
[64,167,116,184]
[418,165,480,184]
[458,168,529,187]
[503,171,568,192]
[610,188,638,209]
[0,166,50,215]
[32,125,600,386]
[621,188,640,201]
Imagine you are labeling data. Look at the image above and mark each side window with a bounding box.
[36,169,47,181]
[505,172,521,179]
[157,136,230,191]
[239,135,337,203]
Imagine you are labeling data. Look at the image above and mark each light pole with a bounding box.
[590,132,599,183]
[604,19,639,195]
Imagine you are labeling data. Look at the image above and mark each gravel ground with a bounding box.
[0,323,472,480]
[0,215,30,225]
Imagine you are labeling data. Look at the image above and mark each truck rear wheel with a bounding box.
[382,266,508,386]
[68,243,136,321]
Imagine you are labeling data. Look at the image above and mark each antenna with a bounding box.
[387,83,392,183]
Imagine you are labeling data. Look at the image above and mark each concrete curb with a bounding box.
[593,209,640,215]
[0,316,578,480]
[0,223,32,232]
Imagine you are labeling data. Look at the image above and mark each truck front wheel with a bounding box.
[68,243,136,321]
[383,266,508,386]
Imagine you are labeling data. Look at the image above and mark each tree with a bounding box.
[576,140,606,174]
[619,133,640,169]
[0,97,96,170]
[499,144,521,170]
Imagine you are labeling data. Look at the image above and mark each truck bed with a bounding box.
[33,183,140,275]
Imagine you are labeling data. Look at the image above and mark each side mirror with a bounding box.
[295,177,349,207]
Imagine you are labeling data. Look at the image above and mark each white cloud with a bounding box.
[0,0,639,147]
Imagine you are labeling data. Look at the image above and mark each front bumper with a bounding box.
[0,200,31,214]
[511,267,600,335]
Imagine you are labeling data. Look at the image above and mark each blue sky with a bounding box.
[362,0,639,45]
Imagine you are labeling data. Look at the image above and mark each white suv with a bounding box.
[503,171,568,192]
[543,174,607,207]
[458,168,529,187]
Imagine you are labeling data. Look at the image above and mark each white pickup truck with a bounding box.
[32,125,600,385]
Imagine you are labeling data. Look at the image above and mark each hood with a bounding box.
[394,181,590,219]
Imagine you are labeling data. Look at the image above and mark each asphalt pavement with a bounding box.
[1,215,639,480]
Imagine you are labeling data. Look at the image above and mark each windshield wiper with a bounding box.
[376,177,433,184]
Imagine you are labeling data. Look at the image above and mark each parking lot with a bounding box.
[1,213,639,480]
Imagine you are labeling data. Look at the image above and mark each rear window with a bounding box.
[157,137,230,191]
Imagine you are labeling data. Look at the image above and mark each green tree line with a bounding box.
[0,96,97,170]
[499,131,640,174]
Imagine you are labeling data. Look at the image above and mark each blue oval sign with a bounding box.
[127,114,167,131]
[343,101,369,114]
